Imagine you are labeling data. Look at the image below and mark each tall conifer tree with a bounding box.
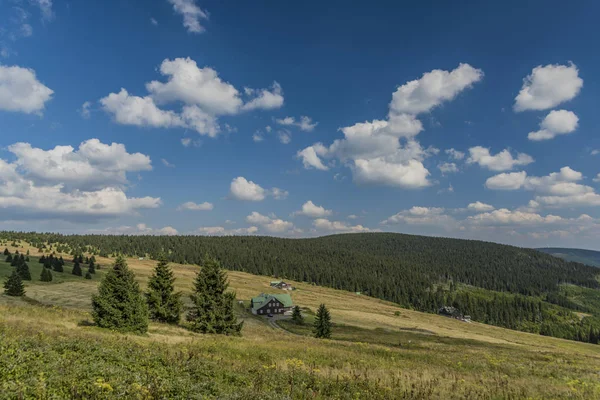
[146,255,182,324]
[187,257,242,335]
[91,256,148,333]
[4,270,25,296]
[313,304,332,339]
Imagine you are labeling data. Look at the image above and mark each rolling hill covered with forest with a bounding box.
[538,247,600,267]
[3,231,600,344]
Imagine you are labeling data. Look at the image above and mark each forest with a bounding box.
[2,231,600,344]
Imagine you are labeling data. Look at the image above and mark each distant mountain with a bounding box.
[537,247,600,267]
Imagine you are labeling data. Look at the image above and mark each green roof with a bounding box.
[251,293,293,311]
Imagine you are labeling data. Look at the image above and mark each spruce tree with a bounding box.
[291,305,304,325]
[40,267,53,282]
[52,258,63,272]
[146,256,182,324]
[17,262,31,281]
[88,261,96,274]
[3,248,9,256]
[3,270,25,296]
[313,304,332,339]
[187,257,243,335]
[85,271,92,280]
[72,261,82,276]
[91,255,148,333]
[5,254,12,263]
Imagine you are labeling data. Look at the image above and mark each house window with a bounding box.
[259,310,263,314]
[267,309,270,313]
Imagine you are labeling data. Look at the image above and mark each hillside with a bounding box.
[1,241,600,399]
[3,231,600,344]
[538,247,600,267]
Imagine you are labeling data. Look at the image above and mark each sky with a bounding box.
[1,0,600,249]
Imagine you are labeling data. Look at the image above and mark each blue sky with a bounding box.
[1,0,600,249]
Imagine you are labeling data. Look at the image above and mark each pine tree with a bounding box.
[146,256,182,324]
[53,258,63,272]
[40,267,53,282]
[5,254,12,263]
[88,260,96,274]
[3,248,9,256]
[39,255,46,264]
[72,261,82,276]
[313,304,332,339]
[291,305,304,325]
[17,262,31,281]
[91,255,148,333]
[187,257,243,335]
[4,270,25,297]
[85,271,92,280]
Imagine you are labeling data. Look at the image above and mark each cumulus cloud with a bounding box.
[168,0,208,33]
[7,139,152,191]
[514,63,583,112]
[275,115,318,131]
[100,58,283,137]
[467,209,563,226]
[242,82,284,111]
[0,139,159,222]
[194,226,259,236]
[293,200,332,218]
[467,201,494,212]
[0,65,53,114]
[312,218,372,233]
[246,212,296,234]
[445,148,465,160]
[438,162,458,174]
[229,177,266,201]
[252,132,264,142]
[91,223,178,236]
[485,171,528,190]
[297,64,483,188]
[177,201,213,211]
[389,63,484,114]
[528,110,579,141]
[277,130,291,144]
[381,206,456,226]
[467,146,534,171]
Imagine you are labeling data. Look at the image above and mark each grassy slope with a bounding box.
[2,243,600,399]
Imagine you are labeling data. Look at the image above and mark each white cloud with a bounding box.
[180,137,201,147]
[467,201,494,212]
[101,58,283,137]
[242,82,284,111]
[167,0,208,33]
[347,214,358,219]
[177,201,213,211]
[277,130,291,144]
[297,64,482,188]
[79,101,92,118]
[445,148,465,160]
[438,162,458,174]
[467,209,563,226]
[389,63,483,114]
[467,146,534,171]
[229,177,266,201]
[161,158,175,168]
[381,206,455,226]
[312,218,372,233]
[150,18,158,26]
[265,125,272,133]
[293,200,332,218]
[297,144,329,171]
[194,226,259,236]
[33,0,54,20]
[252,132,264,142]
[528,109,579,141]
[275,115,318,131]
[514,63,583,112]
[147,58,241,115]
[0,65,53,114]
[7,139,152,191]
[246,212,295,233]
[535,193,600,208]
[269,187,288,200]
[485,171,528,190]
[91,223,178,236]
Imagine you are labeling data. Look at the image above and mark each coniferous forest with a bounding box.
[2,231,600,344]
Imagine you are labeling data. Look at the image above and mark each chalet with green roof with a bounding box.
[251,293,293,315]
